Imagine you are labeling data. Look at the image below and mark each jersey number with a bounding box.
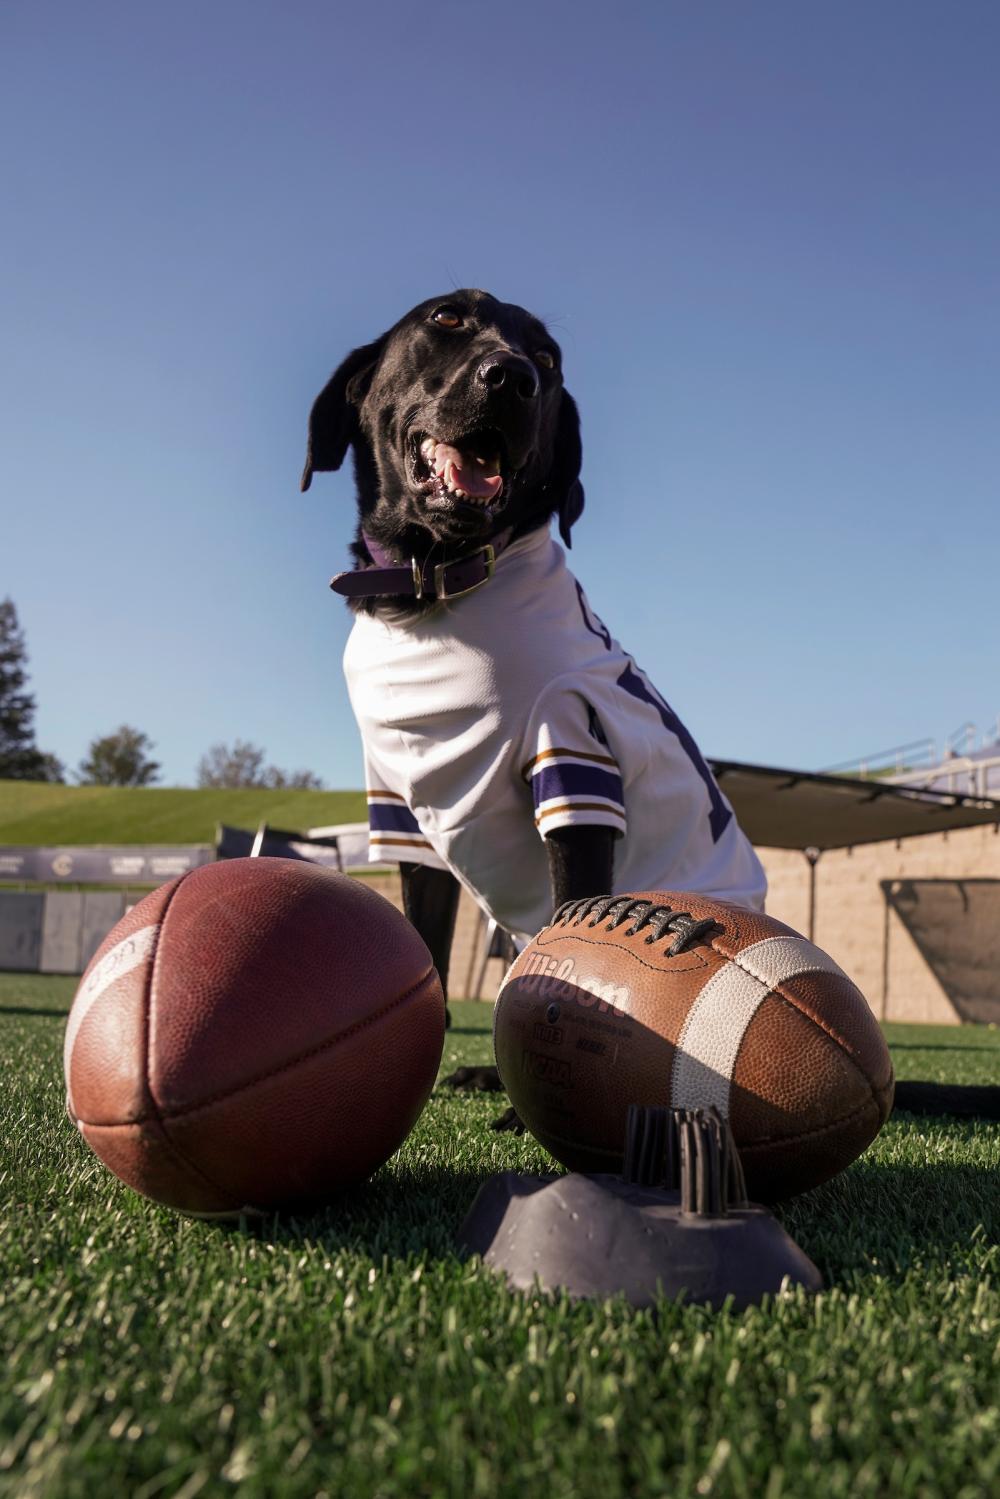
[576,583,732,845]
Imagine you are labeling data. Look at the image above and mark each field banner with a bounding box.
[215,823,370,870]
[0,846,214,884]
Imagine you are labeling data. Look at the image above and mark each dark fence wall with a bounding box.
[0,892,45,972]
[0,891,130,974]
[883,878,1000,1025]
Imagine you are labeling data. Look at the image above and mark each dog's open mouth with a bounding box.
[409,430,509,513]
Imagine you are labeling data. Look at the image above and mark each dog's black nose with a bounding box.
[477,353,540,402]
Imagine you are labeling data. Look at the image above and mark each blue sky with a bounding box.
[3,0,998,787]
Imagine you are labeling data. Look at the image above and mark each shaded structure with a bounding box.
[709,760,1000,943]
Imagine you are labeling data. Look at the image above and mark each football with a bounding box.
[493,892,894,1200]
[64,858,445,1215]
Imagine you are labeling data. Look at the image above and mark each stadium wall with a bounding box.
[758,823,1000,1024]
[0,892,129,974]
[4,825,998,1023]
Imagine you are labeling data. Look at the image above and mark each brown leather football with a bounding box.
[493,892,894,1201]
[64,858,445,1215]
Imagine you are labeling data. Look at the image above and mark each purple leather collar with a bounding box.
[330,527,514,602]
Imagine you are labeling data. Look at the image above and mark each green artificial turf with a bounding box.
[0,782,366,849]
[1,976,997,1498]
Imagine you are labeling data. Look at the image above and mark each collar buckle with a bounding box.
[433,544,496,600]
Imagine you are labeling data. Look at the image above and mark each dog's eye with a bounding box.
[431,308,464,329]
[535,349,557,371]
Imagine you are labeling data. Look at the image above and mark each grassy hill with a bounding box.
[0,780,367,846]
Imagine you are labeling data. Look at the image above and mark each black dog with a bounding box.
[302,290,620,993]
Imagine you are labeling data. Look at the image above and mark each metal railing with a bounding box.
[825,717,1000,781]
[823,737,938,779]
[886,753,1000,799]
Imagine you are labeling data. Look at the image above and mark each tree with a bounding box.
[34,752,66,783]
[0,598,65,781]
[77,726,161,787]
[196,740,324,790]
[197,740,269,788]
[261,766,325,791]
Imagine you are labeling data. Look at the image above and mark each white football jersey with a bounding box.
[343,525,766,943]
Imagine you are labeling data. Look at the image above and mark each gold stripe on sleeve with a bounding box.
[534,802,627,827]
[520,746,620,781]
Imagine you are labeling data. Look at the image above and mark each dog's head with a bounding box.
[301,290,584,562]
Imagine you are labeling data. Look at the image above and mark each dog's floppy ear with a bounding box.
[300,336,388,492]
[551,389,585,548]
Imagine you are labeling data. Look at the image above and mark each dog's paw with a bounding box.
[440,1065,504,1092]
[489,1106,525,1135]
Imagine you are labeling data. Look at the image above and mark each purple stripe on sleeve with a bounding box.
[368,802,422,835]
[531,762,624,809]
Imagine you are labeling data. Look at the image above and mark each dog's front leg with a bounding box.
[543,825,616,910]
[399,863,461,1018]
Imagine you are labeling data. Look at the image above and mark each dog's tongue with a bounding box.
[432,442,503,501]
